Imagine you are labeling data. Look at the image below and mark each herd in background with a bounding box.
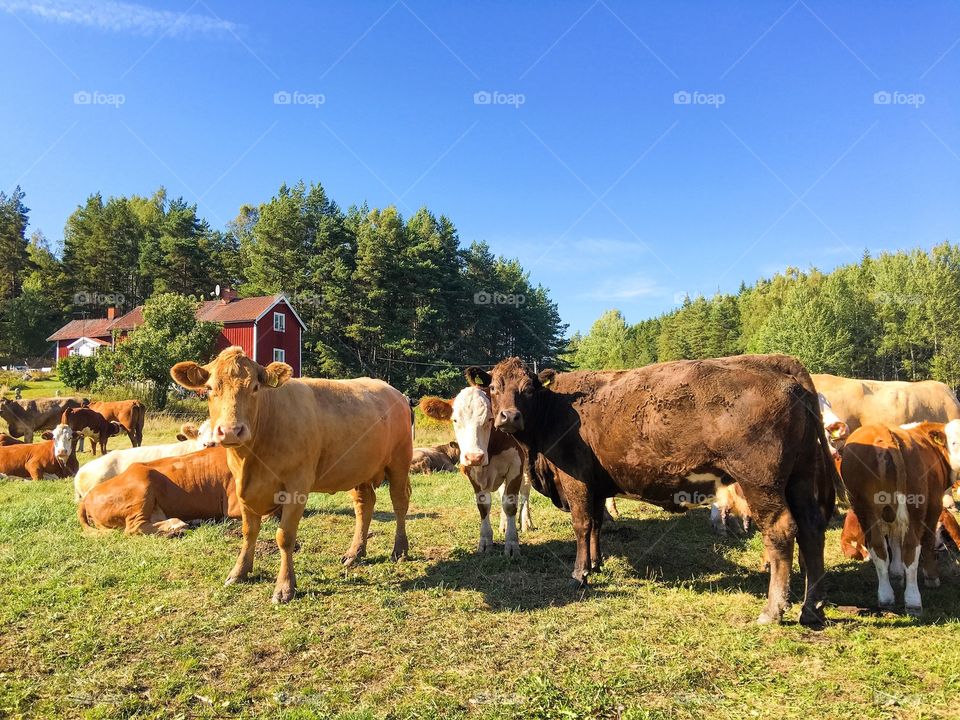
[4,348,960,623]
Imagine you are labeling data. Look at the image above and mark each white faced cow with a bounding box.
[420,385,534,556]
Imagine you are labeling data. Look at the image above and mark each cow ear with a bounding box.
[260,362,292,388]
[171,361,210,391]
[108,422,123,437]
[178,423,199,441]
[929,429,947,447]
[450,440,460,450]
[464,367,491,388]
[41,431,53,440]
[419,396,453,421]
[538,369,558,389]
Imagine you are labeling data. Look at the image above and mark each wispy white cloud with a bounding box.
[1,0,239,37]
[582,273,662,301]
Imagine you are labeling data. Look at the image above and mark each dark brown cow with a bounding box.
[410,441,460,474]
[0,424,77,480]
[470,354,838,626]
[85,400,145,448]
[0,433,24,446]
[0,397,82,443]
[841,421,960,615]
[77,447,247,535]
[61,407,122,456]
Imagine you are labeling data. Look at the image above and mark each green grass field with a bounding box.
[1,391,960,718]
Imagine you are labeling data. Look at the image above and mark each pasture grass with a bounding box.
[2,418,960,719]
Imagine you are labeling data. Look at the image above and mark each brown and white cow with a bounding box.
[420,385,534,556]
[0,397,83,443]
[171,346,412,604]
[841,421,960,615]
[83,400,145,448]
[61,407,122,456]
[410,441,460,474]
[77,447,242,535]
[0,424,77,480]
[471,354,837,626]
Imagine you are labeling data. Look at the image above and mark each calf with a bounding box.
[62,407,121,456]
[410,441,460,474]
[78,447,244,535]
[0,425,77,480]
[74,421,214,501]
[420,387,533,556]
[84,400,145,448]
[841,421,960,615]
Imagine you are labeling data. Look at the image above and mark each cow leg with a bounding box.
[386,458,411,561]
[564,479,593,586]
[500,476,522,557]
[77,435,86,453]
[273,496,306,604]
[342,482,375,566]
[786,468,827,627]
[888,541,906,587]
[225,506,262,586]
[738,480,796,625]
[866,540,896,610]
[903,541,923,616]
[475,486,494,553]
[921,524,940,588]
[519,474,535,532]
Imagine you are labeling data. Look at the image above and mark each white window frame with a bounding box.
[273,312,286,332]
[273,348,285,363]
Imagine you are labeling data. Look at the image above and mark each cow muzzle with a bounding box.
[215,423,249,446]
[462,451,487,467]
[495,409,524,433]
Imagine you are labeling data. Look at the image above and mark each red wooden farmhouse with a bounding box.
[47,290,306,377]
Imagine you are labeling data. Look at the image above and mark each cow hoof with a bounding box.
[390,540,409,562]
[224,572,248,586]
[521,521,536,533]
[905,605,923,617]
[756,610,783,625]
[342,547,366,567]
[504,541,521,557]
[477,538,495,553]
[799,605,827,628]
[272,586,296,604]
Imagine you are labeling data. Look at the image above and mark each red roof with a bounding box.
[48,295,304,342]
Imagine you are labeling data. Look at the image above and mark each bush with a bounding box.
[57,355,98,390]
[0,371,27,392]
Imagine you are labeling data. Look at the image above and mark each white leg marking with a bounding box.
[503,514,520,557]
[868,546,896,608]
[903,547,922,615]
[889,542,905,585]
[478,514,494,553]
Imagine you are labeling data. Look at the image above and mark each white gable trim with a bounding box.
[253,294,307,331]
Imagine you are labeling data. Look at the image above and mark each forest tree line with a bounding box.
[568,244,960,389]
[0,183,566,396]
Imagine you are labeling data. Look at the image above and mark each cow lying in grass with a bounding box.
[74,421,214,501]
[0,425,77,480]
[420,384,534,556]
[410,441,460,474]
[77,447,244,535]
[841,421,960,615]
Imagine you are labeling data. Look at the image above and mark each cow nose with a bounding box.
[463,452,485,466]
[215,424,245,444]
[495,409,523,431]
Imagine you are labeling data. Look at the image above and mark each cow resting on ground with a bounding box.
[0,425,77,480]
[410,441,460,474]
[841,421,960,615]
[171,346,413,603]
[78,447,241,535]
[73,421,214,501]
[420,385,534,556]
[470,354,838,626]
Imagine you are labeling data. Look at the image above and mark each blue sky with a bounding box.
[2,1,959,333]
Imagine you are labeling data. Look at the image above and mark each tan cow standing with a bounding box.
[171,346,412,604]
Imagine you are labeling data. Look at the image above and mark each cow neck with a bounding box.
[516,386,566,460]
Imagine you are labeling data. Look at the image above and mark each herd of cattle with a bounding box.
[3,347,960,624]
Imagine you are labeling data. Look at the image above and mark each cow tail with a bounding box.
[812,390,842,518]
[889,430,908,517]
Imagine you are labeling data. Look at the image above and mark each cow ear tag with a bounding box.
[542,377,552,388]
[934,432,946,446]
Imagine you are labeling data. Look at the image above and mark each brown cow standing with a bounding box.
[78,447,242,535]
[61,407,122,456]
[472,354,837,626]
[84,400,145,448]
[410,441,460,474]
[0,425,77,480]
[170,346,413,604]
[841,421,960,615]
